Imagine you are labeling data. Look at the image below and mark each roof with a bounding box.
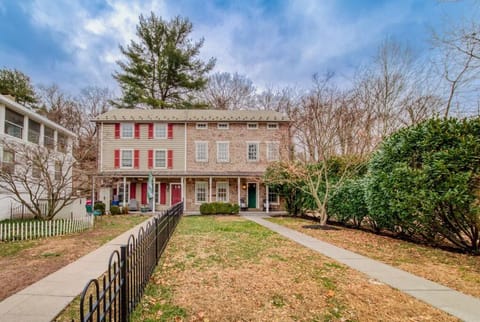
[93,109,289,123]
[0,94,77,138]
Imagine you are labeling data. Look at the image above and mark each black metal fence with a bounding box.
[78,201,183,322]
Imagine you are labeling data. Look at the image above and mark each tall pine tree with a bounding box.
[113,13,215,109]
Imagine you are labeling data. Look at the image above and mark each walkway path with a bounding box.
[243,214,480,322]
[0,216,153,322]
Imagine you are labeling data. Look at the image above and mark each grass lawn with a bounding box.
[130,215,456,321]
[268,216,480,299]
[0,214,149,301]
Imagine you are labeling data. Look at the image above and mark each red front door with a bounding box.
[171,184,182,205]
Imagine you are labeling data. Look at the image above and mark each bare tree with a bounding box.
[0,138,75,220]
[199,72,255,109]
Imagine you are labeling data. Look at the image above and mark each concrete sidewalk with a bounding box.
[244,215,480,322]
[0,216,153,322]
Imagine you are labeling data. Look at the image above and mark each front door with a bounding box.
[171,183,182,205]
[248,183,257,208]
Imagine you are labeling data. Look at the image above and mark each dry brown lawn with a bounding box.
[0,215,149,301]
[131,215,457,321]
[269,216,480,299]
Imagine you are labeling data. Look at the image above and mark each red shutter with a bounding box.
[167,123,173,139]
[141,183,147,205]
[148,150,153,169]
[134,123,140,139]
[114,123,120,139]
[134,150,139,168]
[114,149,120,168]
[148,123,154,139]
[160,183,167,205]
[130,183,136,199]
[167,150,173,169]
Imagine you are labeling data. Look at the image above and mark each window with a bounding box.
[55,161,62,181]
[267,123,278,130]
[28,119,40,144]
[4,108,24,139]
[195,181,208,203]
[121,150,133,168]
[268,190,279,205]
[217,142,229,162]
[155,150,167,168]
[32,164,41,179]
[217,123,229,129]
[118,184,130,204]
[196,123,208,129]
[267,142,280,161]
[155,183,160,204]
[247,142,259,161]
[57,133,67,153]
[247,123,258,129]
[44,127,55,150]
[1,149,15,173]
[216,182,229,202]
[195,141,208,162]
[121,123,134,138]
[155,123,167,138]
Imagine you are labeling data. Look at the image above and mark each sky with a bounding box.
[0,0,477,95]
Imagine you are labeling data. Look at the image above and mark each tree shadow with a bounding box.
[302,224,340,231]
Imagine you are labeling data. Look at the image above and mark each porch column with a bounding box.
[265,184,269,214]
[123,176,127,206]
[152,176,156,213]
[209,177,212,202]
[237,177,241,206]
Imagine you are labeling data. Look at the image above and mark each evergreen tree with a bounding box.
[113,13,215,109]
[0,68,38,106]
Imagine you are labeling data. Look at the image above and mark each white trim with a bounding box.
[120,149,134,168]
[247,122,258,129]
[216,181,229,202]
[195,141,208,162]
[120,123,134,139]
[195,181,208,204]
[266,141,280,161]
[216,141,230,163]
[154,149,167,169]
[246,141,260,162]
[267,123,279,130]
[154,123,167,139]
[196,122,208,129]
[217,122,229,130]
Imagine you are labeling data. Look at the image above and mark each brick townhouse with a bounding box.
[93,109,290,213]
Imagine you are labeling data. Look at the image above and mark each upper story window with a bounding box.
[44,127,55,150]
[1,149,15,174]
[4,108,24,139]
[28,119,40,144]
[121,149,133,168]
[247,123,258,130]
[267,142,280,161]
[121,123,134,138]
[155,123,167,138]
[217,123,229,130]
[57,133,68,153]
[217,142,229,163]
[195,141,208,162]
[267,123,279,130]
[247,142,259,162]
[155,150,167,168]
[196,123,208,129]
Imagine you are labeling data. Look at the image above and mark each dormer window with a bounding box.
[196,123,208,129]
[217,123,229,129]
[247,123,258,129]
[267,123,278,129]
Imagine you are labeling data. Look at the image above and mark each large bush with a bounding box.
[328,178,368,227]
[365,117,480,253]
[200,202,239,215]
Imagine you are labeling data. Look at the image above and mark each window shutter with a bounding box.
[134,124,140,139]
[130,183,136,199]
[114,123,120,139]
[148,150,153,169]
[167,150,173,169]
[114,149,120,168]
[134,150,139,168]
[167,123,173,139]
[148,123,154,139]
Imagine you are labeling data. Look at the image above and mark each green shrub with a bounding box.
[199,202,239,215]
[365,117,480,253]
[328,178,368,227]
[110,206,121,215]
[93,201,105,215]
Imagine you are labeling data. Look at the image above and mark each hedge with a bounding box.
[200,202,240,215]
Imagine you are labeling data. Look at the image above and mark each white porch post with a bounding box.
[152,176,156,213]
[237,177,241,206]
[266,184,269,214]
[123,176,127,206]
[209,177,212,202]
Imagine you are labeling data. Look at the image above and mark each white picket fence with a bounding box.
[0,215,94,241]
